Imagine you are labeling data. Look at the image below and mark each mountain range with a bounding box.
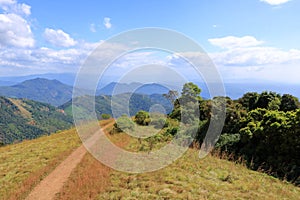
[0,78,177,107]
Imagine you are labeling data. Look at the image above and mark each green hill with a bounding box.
[0,96,73,145]
[61,93,173,119]
[0,78,75,106]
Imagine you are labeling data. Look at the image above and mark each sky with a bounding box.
[0,0,300,84]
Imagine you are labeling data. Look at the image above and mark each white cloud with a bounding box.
[103,17,112,29]
[44,28,77,47]
[209,36,264,49]
[207,35,300,83]
[260,0,291,5]
[0,13,34,48]
[209,36,300,66]
[211,47,300,66]
[0,0,31,16]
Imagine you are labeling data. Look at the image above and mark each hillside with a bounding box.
[0,122,299,200]
[0,96,73,145]
[61,93,173,119]
[0,78,75,106]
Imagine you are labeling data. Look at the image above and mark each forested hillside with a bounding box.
[112,82,300,185]
[61,93,173,119]
[168,83,300,185]
[0,97,73,145]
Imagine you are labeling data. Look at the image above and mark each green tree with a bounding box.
[163,90,179,104]
[181,82,201,102]
[238,92,259,111]
[280,94,299,112]
[134,110,150,126]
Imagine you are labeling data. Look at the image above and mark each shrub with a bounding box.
[112,115,135,133]
[134,110,150,126]
[101,113,111,119]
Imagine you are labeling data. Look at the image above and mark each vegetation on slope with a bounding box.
[0,96,73,145]
[168,83,300,185]
[61,93,172,120]
[53,123,299,200]
[0,128,81,200]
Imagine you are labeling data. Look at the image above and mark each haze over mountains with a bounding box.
[0,74,299,102]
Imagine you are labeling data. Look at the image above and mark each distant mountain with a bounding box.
[0,73,77,86]
[97,82,142,95]
[97,82,179,95]
[0,97,73,145]
[61,93,173,120]
[0,80,16,86]
[0,78,77,106]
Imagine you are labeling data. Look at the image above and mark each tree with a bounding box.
[238,92,259,111]
[163,90,179,104]
[280,94,299,112]
[181,82,201,102]
[255,91,281,109]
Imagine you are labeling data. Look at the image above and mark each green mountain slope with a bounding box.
[61,93,173,119]
[0,96,73,145]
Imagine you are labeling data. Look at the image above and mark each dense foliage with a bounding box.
[168,83,300,185]
[0,97,73,145]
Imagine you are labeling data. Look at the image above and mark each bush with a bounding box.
[112,115,135,133]
[101,113,111,119]
[134,110,150,126]
[166,127,178,136]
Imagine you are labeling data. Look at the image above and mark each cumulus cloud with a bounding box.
[0,13,34,48]
[103,17,112,29]
[209,36,264,49]
[260,0,291,5]
[210,47,300,66]
[207,35,300,83]
[209,36,300,66]
[44,28,77,47]
[0,0,31,16]
[0,0,34,49]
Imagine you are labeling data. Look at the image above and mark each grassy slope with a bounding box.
[59,125,299,200]
[0,128,81,200]
[1,123,299,200]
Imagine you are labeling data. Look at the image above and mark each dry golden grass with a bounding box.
[0,128,81,200]
[54,119,127,200]
[97,148,300,200]
[54,153,111,200]
[1,120,299,200]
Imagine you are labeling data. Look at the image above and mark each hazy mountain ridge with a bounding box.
[61,92,173,120]
[0,78,85,106]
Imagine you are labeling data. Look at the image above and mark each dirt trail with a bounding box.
[25,121,114,200]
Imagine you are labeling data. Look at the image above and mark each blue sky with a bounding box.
[0,0,299,84]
